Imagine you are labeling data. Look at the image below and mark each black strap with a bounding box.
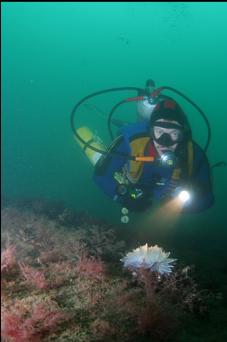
[83,138,96,152]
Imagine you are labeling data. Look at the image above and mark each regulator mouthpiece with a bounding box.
[160,151,177,167]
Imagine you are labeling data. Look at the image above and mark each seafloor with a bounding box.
[1,198,227,341]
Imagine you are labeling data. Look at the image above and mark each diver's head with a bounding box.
[152,119,183,156]
[150,100,191,156]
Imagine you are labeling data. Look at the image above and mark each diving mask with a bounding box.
[152,121,184,147]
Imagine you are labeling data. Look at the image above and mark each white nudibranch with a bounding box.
[120,244,176,275]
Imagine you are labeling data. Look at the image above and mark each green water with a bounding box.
[2,2,227,223]
[2,3,227,340]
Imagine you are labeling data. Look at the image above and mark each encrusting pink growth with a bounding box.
[1,205,214,341]
[1,311,24,342]
[19,263,48,290]
[1,303,66,342]
[1,245,17,275]
[76,255,106,281]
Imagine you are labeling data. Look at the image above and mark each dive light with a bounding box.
[178,190,191,203]
[174,187,191,204]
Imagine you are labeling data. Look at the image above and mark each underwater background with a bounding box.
[1,2,227,341]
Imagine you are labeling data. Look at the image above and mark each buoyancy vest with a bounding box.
[126,131,194,184]
[93,121,195,202]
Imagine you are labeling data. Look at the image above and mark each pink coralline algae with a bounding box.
[1,302,66,342]
[76,255,106,281]
[1,205,219,341]
[1,245,17,275]
[19,263,48,290]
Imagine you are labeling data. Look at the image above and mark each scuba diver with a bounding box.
[71,80,222,223]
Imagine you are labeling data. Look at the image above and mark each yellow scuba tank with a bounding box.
[76,126,107,166]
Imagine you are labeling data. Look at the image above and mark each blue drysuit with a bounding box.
[93,122,214,213]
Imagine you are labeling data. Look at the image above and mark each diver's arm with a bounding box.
[181,148,214,213]
[93,136,129,200]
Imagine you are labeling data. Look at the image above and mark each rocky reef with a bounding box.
[1,200,223,341]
